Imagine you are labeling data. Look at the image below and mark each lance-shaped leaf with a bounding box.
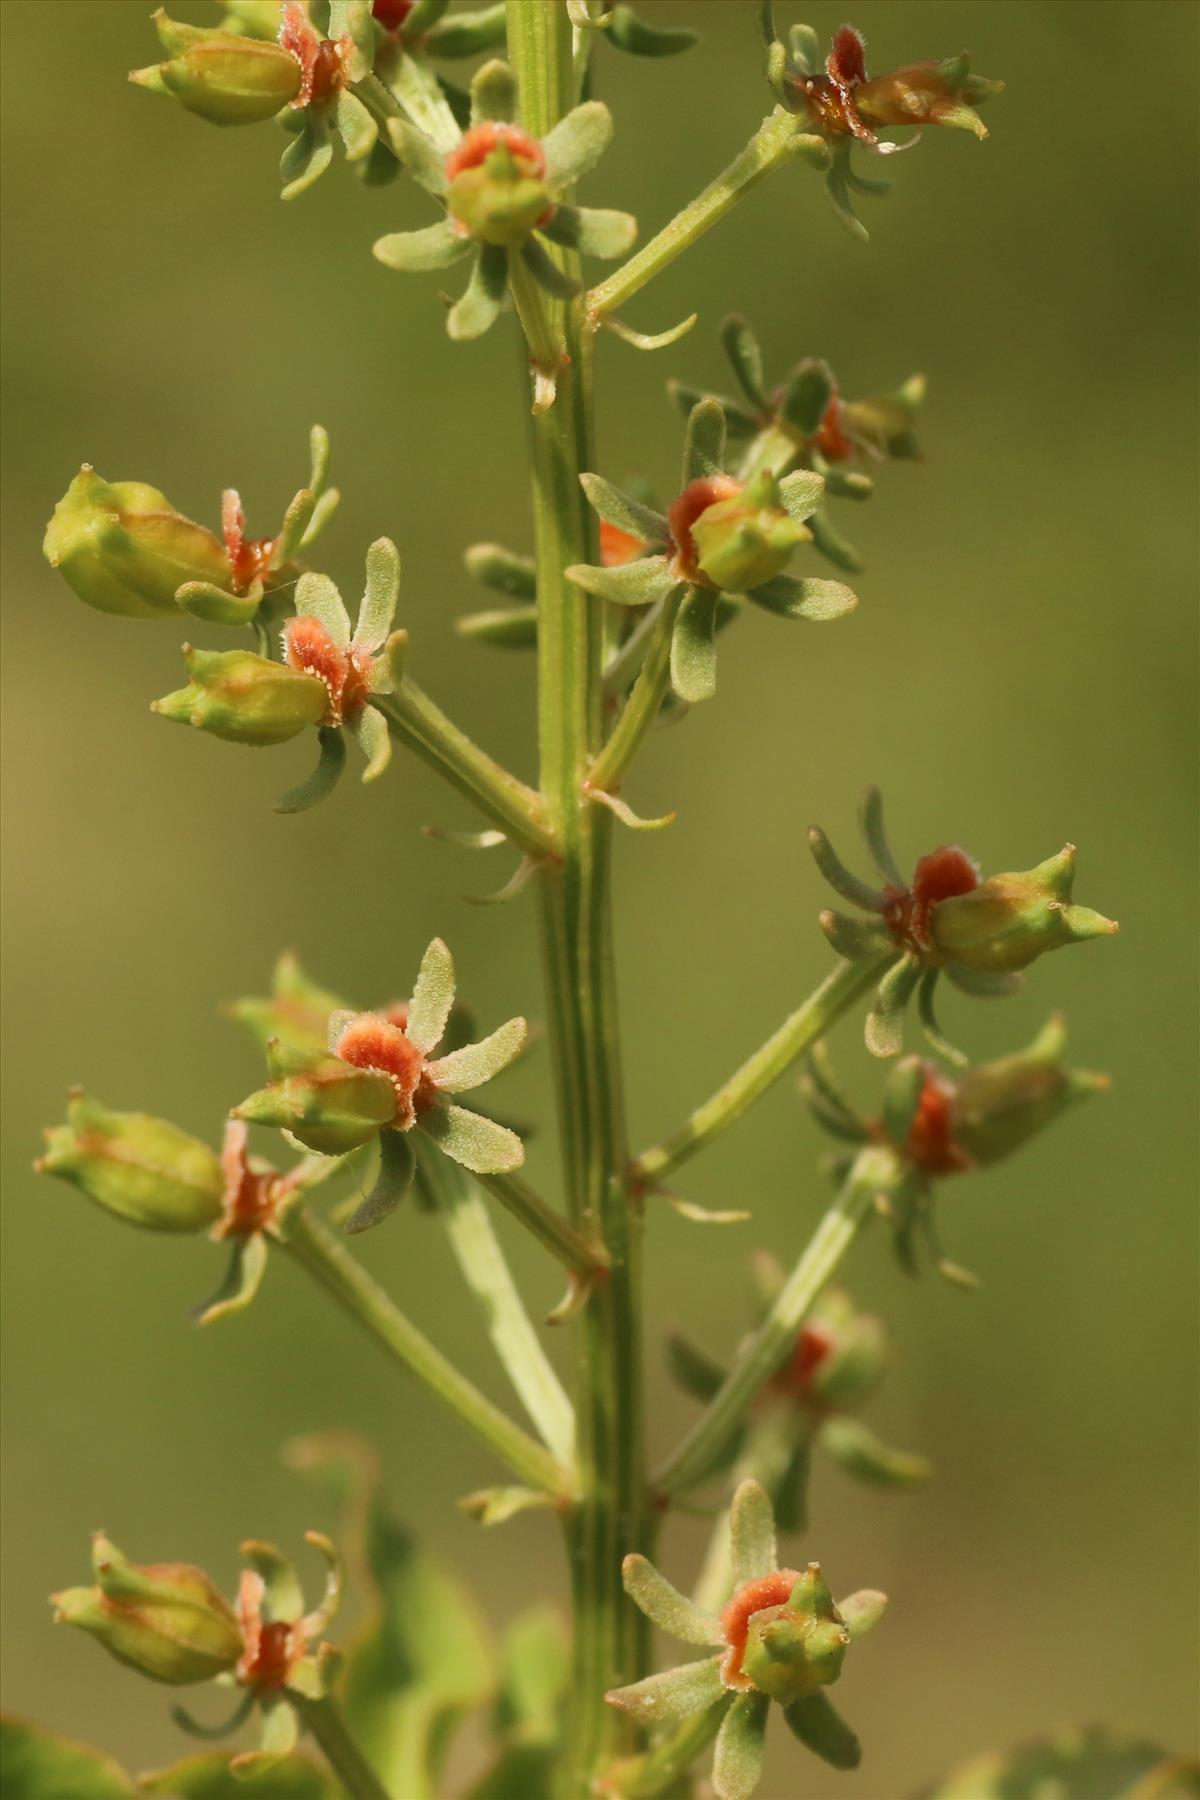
[782,1692,861,1770]
[465,542,537,599]
[881,1053,926,1144]
[386,117,448,195]
[747,574,857,622]
[682,398,727,483]
[448,244,509,341]
[336,89,376,162]
[820,1417,932,1487]
[422,1104,524,1174]
[275,728,347,816]
[720,314,767,411]
[427,1016,526,1092]
[541,100,612,186]
[670,585,719,703]
[606,1654,725,1722]
[729,1479,776,1587]
[601,309,698,352]
[807,826,886,912]
[541,205,637,260]
[622,1555,723,1646]
[666,1329,728,1402]
[669,377,760,437]
[917,969,967,1066]
[0,1719,135,1799]
[375,220,474,273]
[351,706,392,784]
[780,358,834,437]
[859,785,905,887]
[835,1588,889,1641]
[295,570,352,648]
[818,909,894,962]
[866,953,922,1057]
[354,539,401,652]
[195,1233,269,1326]
[578,474,667,546]
[281,114,333,203]
[713,1691,770,1800]
[424,1,508,58]
[607,3,700,55]
[566,554,680,607]
[470,57,516,125]
[809,509,864,573]
[777,469,826,524]
[344,1132,416,1235]
[407,938,457,1052]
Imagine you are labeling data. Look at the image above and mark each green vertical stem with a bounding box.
[293,1695,391,1800]
[507,3,646,1792]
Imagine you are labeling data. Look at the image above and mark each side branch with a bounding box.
[281,1204,577,1499]
[630,955,894,1186]
[475,1168,612,1276]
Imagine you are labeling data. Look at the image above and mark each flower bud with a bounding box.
[728,1565,849,1705]
[445,124,553,248]
[950,1015,1108,1168]
[152,647,328,746]
[931,845,1118,974]
[43,468,232,620]
[36,1091,223,1233]
[688,471,808,592]
[232,1052,398,1154]
[129,13,302,126]
[798,1290,888,1412]
[52,1534,241,1686]
[855,55,1004,140]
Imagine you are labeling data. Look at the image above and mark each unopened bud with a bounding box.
[232,1051,398,1154]
[52,1534,241,1686]
[739,1566,849,1704]
[36,1091,223,1233]
[689,471,808,592]
[43,467,232,620]
[855,56,1004,141]
[152,647,328,745]
[445,123,552,247]
[932,845,1118,974]
[129,11,302,126]
[951,1015,1108,1167]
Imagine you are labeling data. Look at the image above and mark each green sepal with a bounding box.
[665,1330,728,1402]
[788,22,821,75]
[242,1540,305,1622]
[541,204,637,260]
[780,358,834,438]
[470,57,516,125]
[426,1016,526,1092]
[670,586,719,704]
[227,953,345,1056]
[420,1103,524,1175]
[274,727,347,815]
[621,1555,722,1646]
[712,1690,770,1800]
[280,111,334,202]
[782,1692,861,1770]
[194,1232,269,1326]
[820,1416,931,1488]
[423,2,508,59]
[456,604,539,648]
[448,244,508,340]
[807,825,886,912]
[719,314,767,410]
[606,4,699,55]
[271,490,317,570]
[606,1655,725,1723]
[859,785,904,886]
[0,1718,136,1799]
[818,910,893,961]
[541,100,612,186]
[881,1053,926,1145]
[835,1587,889,1640]
[808,510,864,574]
[407,936,457,1052]
[233,1058,397,1155]
[579,474,667,545]
[295,569,352,647]
[865,954,922,1058]
[465,541,536,599]
[374,219,473,273]
[917,969,968,1067]
[824,149,870,244]
[175,577,263,626]
[351,707,392,784]
[682,398,727,483]
[344,1131,416,1235]
[746,574,857,622]
[668,379,760,437]
[729,1479,776,1586]
[335,88,376,162]
[385,117,449,195]
[566,554,679,607]
[776,469,825,523]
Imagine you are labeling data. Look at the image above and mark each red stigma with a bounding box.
[720,1570,804,1689]
[599,520,647,568]
[334,1014,428,1128]
[815,395,854,463]
[280,3,347,108]
[222,490,276,596]
[666,476,741,582]
[445,123,546,182]
[283,616,372,727]
[372,0,414,30]
[883,845,980,955]
[904,1068,971,1175]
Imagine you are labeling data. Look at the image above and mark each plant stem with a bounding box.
[604,1699,732,1799]
[588,588,684,795]
[293,1694,391,1800]
[281,1204,575,1498]
[653,1151,888,1499]
[373,680,556,857]
[631,955,894,1186]
[507,3,647,1790]
[586,108,811,324]
[424,1154,576,1464]
[474,1168,611,1276]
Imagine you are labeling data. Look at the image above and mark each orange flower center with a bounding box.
[904,1071,971,1175]
[599,519,647,568]
[222,490,276,596]
[283,616,373,727]
[445,123,547,182]
[334,1014,436,1129]
[280,3,348,108]
[883,845,980,956]
[720,1570,804,1690]
[770,1323,836,1404]
[666,476,741,583]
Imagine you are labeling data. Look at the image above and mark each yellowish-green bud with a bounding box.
[952,1015,1109,1168]
[690,471,808,593]
[152,647,328,746]
[445,124,553,248]
[932,845,1118,974]
[52,1534,241,1686]
[232,1052,398,1154]
[740,1567,850,1704]
[43,467,232,620]
[36,1091,223,1233]
[129,11,302,127]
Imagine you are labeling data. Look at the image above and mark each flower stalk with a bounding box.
[290,1694,391,1800]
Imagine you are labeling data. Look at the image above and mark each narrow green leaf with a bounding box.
[456,605,539,648]
[351,706,392,784]
[541,204,637,260]
[682,397,727,484]
[520,238,580,300]
[0,1719,135,1799]
[807,826,886,912]
[271,489,317,568]
[470,57,516,125]
[588,789,676,832]
[295,570,352,647]
[821,1417,932,1488]
[777,468,825,523]
[623,1556,723,1646]
[280,114,333,203]
[274,728,347,816]
[824,158,870,244]
[426,1017,527,1093]
[917,969,968,1067]
[566,554,679,607]
[422,2,508,58]
[578,474,668,545]
[712,1691,770,1800]
[194,1234,268,1326]
[407,937,457,1053]
[865,954,922,1058]
[606,1656,725,1723]
[808,508,864,573]
[818,909,894,962]
[729,1479,776,1587]
[422,1104,524,1175]
[175,578,260,627]
[779,358,834,437]
[464,542,537,599]
[670,586,719,704]
[374,220,473,273]
[448,245,508,340]
[601,310,698,352]
[385,117,448,195]
[665,1329,728,1402]
[607,4,699,55]
[719,314,767,410]
[355,538,401,651]
[541,100,613,186]
[783,1693,861,1770]
[344,1132,416,1235]
[747,574,857,621]
[301,487,340,551]
[858,786,905,886]
[835,1587,889,1640]
[335,88,377,162]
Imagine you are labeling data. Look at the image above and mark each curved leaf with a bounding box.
[0,1719,134,1799]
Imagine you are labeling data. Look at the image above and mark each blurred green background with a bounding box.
[2,2,1197,1794]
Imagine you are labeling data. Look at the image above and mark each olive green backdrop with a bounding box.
[2,3,1197,1795]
